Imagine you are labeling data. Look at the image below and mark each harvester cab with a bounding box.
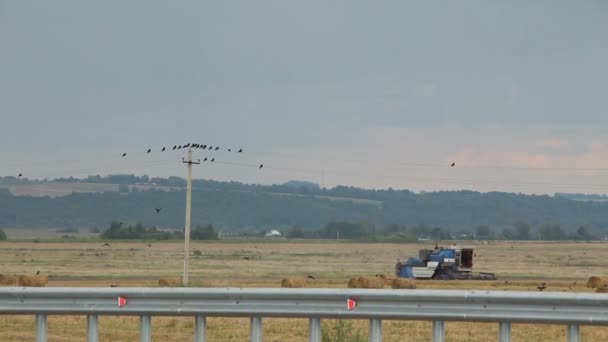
[395,245,495,280]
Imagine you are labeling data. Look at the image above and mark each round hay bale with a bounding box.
[392,278,416,289]
[18,274,48,287]
[595,286,608,293]
[158,277,181,287]
[376,274,395,286]
[358,276,384,289]
[587,276,604,288]
[281,278,305,288]
[0,274,17,285]
[347,277,359,288]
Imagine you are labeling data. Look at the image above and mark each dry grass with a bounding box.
[158,277,181,287]
[2,240,608,340]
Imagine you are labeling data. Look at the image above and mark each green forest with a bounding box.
[1,175,608,238]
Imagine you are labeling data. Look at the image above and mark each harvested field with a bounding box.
[1,240,608,340]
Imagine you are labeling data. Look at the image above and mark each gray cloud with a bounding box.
[1,1,607,194]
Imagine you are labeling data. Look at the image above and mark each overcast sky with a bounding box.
[1,1,607,194]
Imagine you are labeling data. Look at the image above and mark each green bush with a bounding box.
[322,320,365,342]
[0,228,6,241]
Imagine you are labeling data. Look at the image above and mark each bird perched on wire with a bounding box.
[173,145,177,150]
[162,147,166,152]
[147,149,151,154]
[155,208,162,213]
[203,158,207,162]
[18,173,22,177]
[122,153,127,157]
[211,158,214,162]
[259,164,263,169]
[238,149,243,153]
[450,162,455,167]
[215,146,219,151]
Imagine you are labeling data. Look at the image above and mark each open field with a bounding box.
[2,240,608,341]
[1,182,180,197]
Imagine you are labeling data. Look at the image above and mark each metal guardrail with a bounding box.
[1,287,607,342]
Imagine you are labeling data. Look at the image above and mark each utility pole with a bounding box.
[182,149,200,286]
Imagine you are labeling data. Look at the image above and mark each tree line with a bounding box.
[100,221,218,240]
[2,175,608,233]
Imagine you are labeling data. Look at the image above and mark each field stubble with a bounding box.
[2,240,608,341]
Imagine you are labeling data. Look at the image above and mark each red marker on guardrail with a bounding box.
[347,298,356,310]
[118,296,128,307]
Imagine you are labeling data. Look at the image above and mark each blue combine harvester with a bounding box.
[395,245,496,280]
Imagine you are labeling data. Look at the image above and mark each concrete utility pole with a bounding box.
[182,149,200,286]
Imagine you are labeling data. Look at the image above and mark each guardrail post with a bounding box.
[369,319,382,342]
[498,321,511,342]
[87,315,99,342]
[568,324,580,342]
[140,315,152,342]
[194,316,206,342]
[36,314,48,342]
[309,318,321,342]
[250,317,262,342]
[432,320,444,342]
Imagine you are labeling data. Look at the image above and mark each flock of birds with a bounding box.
[120,143,264,169]
[13,145,461,178]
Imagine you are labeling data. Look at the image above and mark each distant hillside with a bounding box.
[1,176,608,232]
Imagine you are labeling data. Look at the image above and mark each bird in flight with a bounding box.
[122,153,127,157]
[203,157,207,162]
[147,149,151,154]
[259,164,263,169]
[450,162,455,167]
[18,173,22,177]
[155,208,162,213]
[238,149,243,153]
[215,146,219,151]
[102,243,111,247]
[211,158,215,162]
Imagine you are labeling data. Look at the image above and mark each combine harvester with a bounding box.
[395,245,496,280]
